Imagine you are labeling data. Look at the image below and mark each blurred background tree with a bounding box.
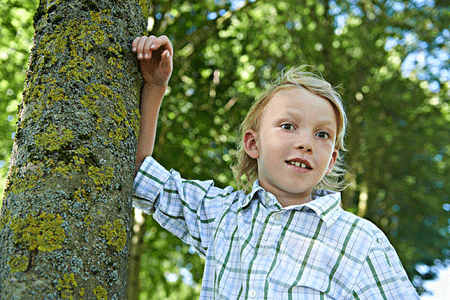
[2,0,449,298]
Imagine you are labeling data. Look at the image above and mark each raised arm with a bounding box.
[132,35,173,175]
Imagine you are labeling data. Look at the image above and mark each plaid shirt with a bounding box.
[133,157,419,299]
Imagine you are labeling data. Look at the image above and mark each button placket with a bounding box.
[273,213,282,222]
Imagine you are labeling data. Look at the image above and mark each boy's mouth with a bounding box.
[286,159,312,170]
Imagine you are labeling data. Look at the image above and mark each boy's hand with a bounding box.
[132,35,173,86]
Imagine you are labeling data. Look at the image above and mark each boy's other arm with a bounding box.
[132,35,173,175]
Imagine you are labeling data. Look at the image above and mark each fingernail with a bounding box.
[166,52,170,58]
[138,53,142,59]
[151,44,157,49]
[132,47,136,52]
[144,53,149,59]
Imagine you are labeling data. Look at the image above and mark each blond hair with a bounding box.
[232,66,348,191]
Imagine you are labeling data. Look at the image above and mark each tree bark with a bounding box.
[0,0,147,298]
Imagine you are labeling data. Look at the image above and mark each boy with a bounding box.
[131,35,419,299]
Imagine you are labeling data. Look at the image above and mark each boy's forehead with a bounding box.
[262,87,338,124]
[266,87,327,108]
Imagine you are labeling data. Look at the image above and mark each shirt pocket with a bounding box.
[267,236,351,300]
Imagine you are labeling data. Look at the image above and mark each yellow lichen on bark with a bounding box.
[88,165,114,188]
[94,285,108,300]
[0,210,11,230]
[10,211,66,252]
[35,124,74,151]
[56,273,78,299]
[4,163,44,195]
[100,219,126,252]
[7,255,28,274]
[138,0,151,19]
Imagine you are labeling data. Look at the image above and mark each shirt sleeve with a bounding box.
[132,156,236,256]
[351,230,420,299]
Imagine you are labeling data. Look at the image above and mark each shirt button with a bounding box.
[274,214,282,221]
[249,290,257,298]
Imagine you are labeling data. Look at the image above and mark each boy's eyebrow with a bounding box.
[315,117,338,128]
[283,111,337,129]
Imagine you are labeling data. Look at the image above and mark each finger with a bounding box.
[136,36,154,60]
[161,50,171,63]
[143,36,155,60]
[132,37,141,52]
[135,36,147,59]
[160,49,173,75]
[163,36,174,57]
[150,35,173,56]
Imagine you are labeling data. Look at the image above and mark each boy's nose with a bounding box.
[298,145,313,153]
[294,132,313,153]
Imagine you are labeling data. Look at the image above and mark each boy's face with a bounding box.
[244,88,338,206]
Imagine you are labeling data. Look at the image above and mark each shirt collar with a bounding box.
[242,181,342,227]
[241,180,267,207]
[303,190,342,227]
[241,181,282,209]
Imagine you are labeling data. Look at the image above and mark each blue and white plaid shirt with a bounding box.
[133,156,419,299]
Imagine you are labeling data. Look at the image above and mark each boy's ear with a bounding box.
[326,149,338,174]
[243,129,259,159]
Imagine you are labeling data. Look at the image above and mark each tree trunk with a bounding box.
[0,0,147,298]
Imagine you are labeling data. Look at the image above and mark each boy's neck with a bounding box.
[277,194,312,207]
[257,179,314,207]
[261,186,312,207]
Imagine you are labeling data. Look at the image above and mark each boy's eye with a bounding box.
[281,123,295,131]
[316,131,330,139]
